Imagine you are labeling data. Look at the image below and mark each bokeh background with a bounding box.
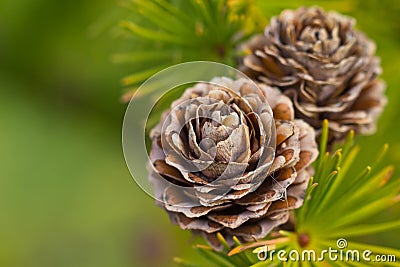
[0,0,399,266]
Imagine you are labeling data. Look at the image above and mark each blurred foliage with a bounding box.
[0,0,400,267]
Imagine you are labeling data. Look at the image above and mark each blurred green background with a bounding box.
[0,0,399,266]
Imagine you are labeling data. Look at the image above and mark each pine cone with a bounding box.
[148,77,318,250]
[239,7,386,142]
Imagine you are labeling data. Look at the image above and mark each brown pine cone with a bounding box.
[148,77,318,250]
[239,7,387,143]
